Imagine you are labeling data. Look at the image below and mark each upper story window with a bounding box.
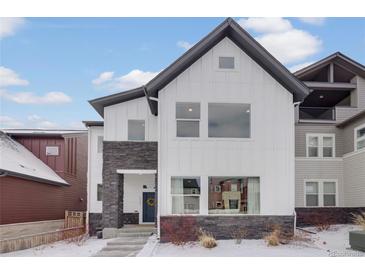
[218,56,235,69]
[305,180,337,207]
[354,123,365,151]
[97,136,103,153]
[176,102,200,137]
[128,120,145,141]
[306,134,335,158]
[208,103,251,138]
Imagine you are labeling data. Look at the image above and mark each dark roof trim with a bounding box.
[294,52,365,79]
[0,168,70,187]
[82,121,104,127]
[89,17,310,117]
[336,109,365,128]
[303,81,357,90]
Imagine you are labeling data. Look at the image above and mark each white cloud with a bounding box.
[289,61,315,73]
[69,121,86,130]
[0,90,72,104]
[0,18,26,38]
[0,115,24,128]
[177,40,194,51]
[27,114,42,122]
[238,17,292,33]
[0,66,29,87]
[114,69,158,90]
[238,17,322,64]
[298,17,326,26]
[92,71,114,85]
[36,120,58,129]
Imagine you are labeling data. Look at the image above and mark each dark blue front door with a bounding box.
[143,192,155,223]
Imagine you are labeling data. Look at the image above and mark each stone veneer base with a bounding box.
[159,215,295,243]
[295,207,365,227]
[88,213,103,236]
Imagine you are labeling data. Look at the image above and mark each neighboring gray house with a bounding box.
[294,52,365,225]
[84,18,365,241]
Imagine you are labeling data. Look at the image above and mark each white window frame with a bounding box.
[354,123,365,151]
[176,102,200,138]
[306,133,335,158]
[170,176,201,215]
[304,179,338,207]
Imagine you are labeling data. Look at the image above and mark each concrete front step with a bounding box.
[116,232,153,238]
[102,244,145,252]
[94,250,136,257]
[108,238,149,245]
[120,226,156,233]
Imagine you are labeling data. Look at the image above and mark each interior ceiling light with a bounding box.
[319,95,324,99]
[188,108,193,112]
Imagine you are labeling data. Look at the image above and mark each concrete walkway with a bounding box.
[95,225,155,257]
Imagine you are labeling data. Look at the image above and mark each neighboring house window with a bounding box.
[305,180,337,207]
[171,177,200,214]
[306,134,335,158]
[219,56,235,69]
[65,137,77,175]
[97,184,103,201]
[46,146,59,156]
[97,136,103,153]
[208,103,251,138]
[176,102,200,137]
[128,120,145,141]
[208,177,260,214]
[354,123,365,151]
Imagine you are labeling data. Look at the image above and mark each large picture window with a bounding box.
[171,177,200,214]
[306,134,335,158]
[305,180,337,207]
[208,177,260,214]
[176,102,200,137]
[208,103,251,138]
[355,123,365,151]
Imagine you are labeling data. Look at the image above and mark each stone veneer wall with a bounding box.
[296,207,365,227]
[123,213,139,224]
[88,213,102,236]
[102,141,158,228]
[160,215,295,243]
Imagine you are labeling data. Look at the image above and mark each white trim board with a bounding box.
[116,169,157,174]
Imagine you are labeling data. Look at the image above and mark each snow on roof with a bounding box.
[0,131,69,186]
[2,128,86,136]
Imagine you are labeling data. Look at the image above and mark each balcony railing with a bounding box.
[299,107,336,121]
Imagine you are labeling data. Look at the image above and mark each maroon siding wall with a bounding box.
[15,136,65,175]
[0,133,87,225]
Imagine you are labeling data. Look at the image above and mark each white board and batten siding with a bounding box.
[158,37,295,216]
[104,97,157,141]
[88,126,104,213]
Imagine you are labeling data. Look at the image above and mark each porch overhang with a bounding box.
[116,169,157,175]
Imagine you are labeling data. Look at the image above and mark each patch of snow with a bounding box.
[142,225,365,257]
[137,235,159,257]
[0,131,67,185]
[0,237,111,257]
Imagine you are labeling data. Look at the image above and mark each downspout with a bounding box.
[86,126,91,234]
[292,101,301,232]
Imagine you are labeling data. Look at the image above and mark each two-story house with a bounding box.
[84,18,365,241]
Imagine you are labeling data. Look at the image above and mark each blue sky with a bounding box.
[1,17,364,129]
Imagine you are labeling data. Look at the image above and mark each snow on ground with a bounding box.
[138,225,365,257]
[1,236,111,257]
[2,225,364,257]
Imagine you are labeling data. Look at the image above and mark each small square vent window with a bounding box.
[219,56,235,69]
[46,146,59,156]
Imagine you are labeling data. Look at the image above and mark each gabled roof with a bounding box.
[90,18,310,117]
[0,131,69,186]
[294,52,365,79]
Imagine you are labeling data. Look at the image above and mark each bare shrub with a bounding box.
[230,228,248,244]
[352,211,365,230]
[265,229,280,246]
[160,216,197,245]
[198,228,217,249]
[301,213,333,231]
